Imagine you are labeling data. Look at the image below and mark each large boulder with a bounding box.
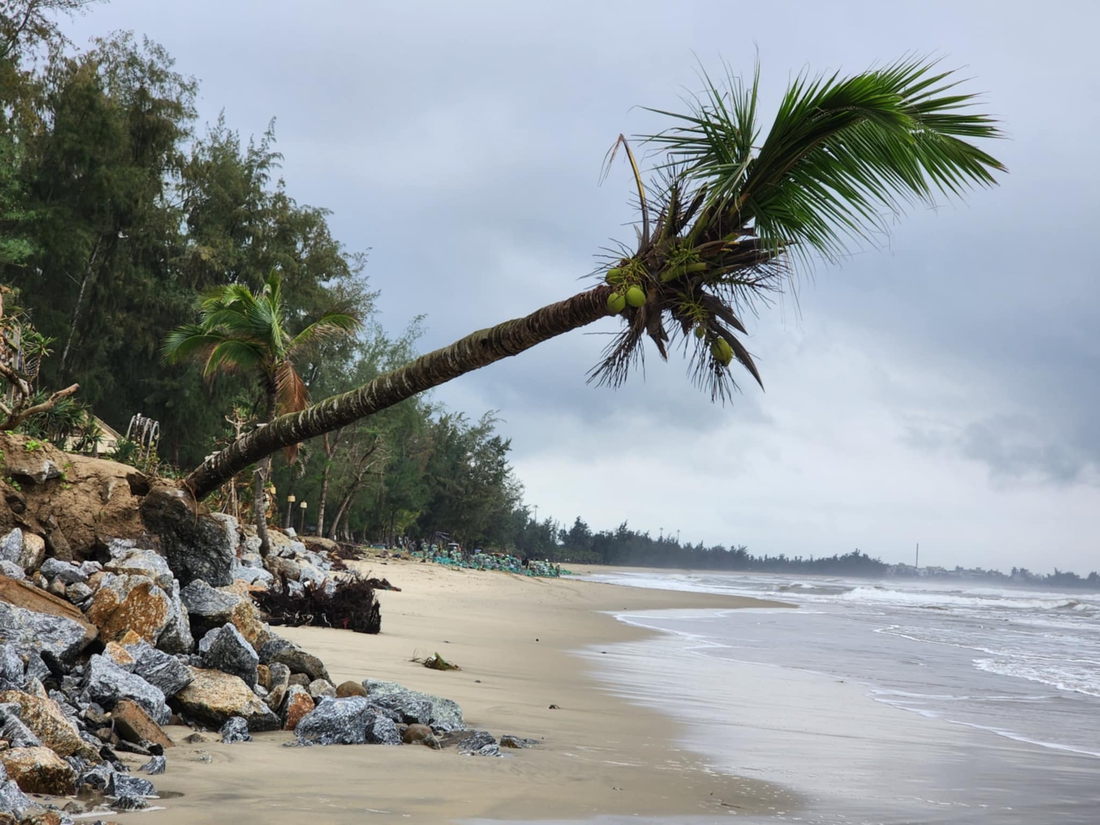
[363,680,465,732]
[201,624,259,689]
[265,662,291,713]
[172,667,278,731]
[294,696,373,745]
[280,685,314,731]
[112,699,174,750]
[39,558,87,585]
[0,762,35,820]
[228,599,274,651]
[83,573,172,647]
[179,579,242,637]
[156,578,193,655]
[0,530,21,565]
[0,600,90,666]
[0,703,41,748]
[140,486,236,586]
[81,654,171,725]
[104,545,174,589]
[0,746,77,795]
[0,691,95,760]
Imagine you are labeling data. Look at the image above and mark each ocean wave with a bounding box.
[973,657,1100,698]
[836,586,1097,613]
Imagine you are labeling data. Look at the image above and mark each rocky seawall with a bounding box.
[0,435,527,825]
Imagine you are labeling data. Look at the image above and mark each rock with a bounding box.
[294,697,375,745]
[0,563,21,582]
[111,700,174,751]
[364,713,402,746]
[281,686,314,731]
[335,680,366,699]
[264,556,301,581]
[17,535,45,575]
[108,771,156,798]
[258,638,330,683]
[102,642,136,671]
[64,582,92,603]
[0,531,21,566]
[288,673,311,689]
[231,561,275,588]
[307,679,335,701]
[499,734,539,748]
[182,733,205,744]
[0,601,90,666]
[0,577,96,648]
[0,768,33,819]
[172,667,278,732]
[0,705,41,749]
[0,691,91,759]
[157,579,193,655]
[140,754,166,774]
[104,548,173,590]
[228,599,273,652]
[140,487,236,587]
[179,579,242,629]
[401,723,438,747]
[0,646,22,687]
[202,624,258,689]
[219,716,252,744]
[81,655,170,725]
[84,574,172,647]
[363,680,465,732]
[38,559,86,586]
[456,730,501,757]
[256,664,272,691]
[0,746,76,794]
[296,564,327,591]
[122,639,192,698]
[45,579,66,599]
[265,663,290,713]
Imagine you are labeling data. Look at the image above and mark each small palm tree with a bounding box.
[183,57,1005,501]
[164,269,361,552]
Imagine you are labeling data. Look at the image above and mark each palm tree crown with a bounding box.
[593,57,1004,399]
[163,270,362,418]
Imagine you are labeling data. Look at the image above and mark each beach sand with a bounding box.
[141,559,797,823]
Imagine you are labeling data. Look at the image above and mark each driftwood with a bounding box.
[256,572,383,634]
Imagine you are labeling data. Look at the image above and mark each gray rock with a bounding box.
[0,601,88,664]
[40,557,88,584]
[140,487,237,586]
[457,729,501,757]
[123,639,193,697]
[363,680,465,732]
[109,771,156,798]
[0,528,21,564]
[294,696,373,746]
[0,702,43,748]
[78,560,103,576]
[203,624,259,689]
[81,654,171,725]
[66,581,94,603]
[231,562,275,588]
[114,794,151,810]
[0,559,24,579]
[140,754,166,774]
[500,734,540,748]
[0,775,34,819]
[105,547,175,590]
[258,638,330,683]
[180,579,242,623]
[157,578,194,655]
[197,627,219,656]
[364,713,402,746]
[219,715,252,743]
[307,678,336,700]
[23,653,50,685]
[297,564,327,590]
[0,644,23,686]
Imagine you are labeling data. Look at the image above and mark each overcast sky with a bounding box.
[67,1,1100,573]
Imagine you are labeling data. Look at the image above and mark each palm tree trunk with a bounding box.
[254,389,277,555]
[184,286,611,500]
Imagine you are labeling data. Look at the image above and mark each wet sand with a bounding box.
[141,559,796,824]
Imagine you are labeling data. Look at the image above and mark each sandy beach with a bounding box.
[140,559,795,823]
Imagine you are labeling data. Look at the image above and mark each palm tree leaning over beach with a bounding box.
[180,56,1006,501]
[163,270,361,553]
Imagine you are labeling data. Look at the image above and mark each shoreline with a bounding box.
[147,558,797,823]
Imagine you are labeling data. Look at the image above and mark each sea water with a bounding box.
[575,571,1100,824]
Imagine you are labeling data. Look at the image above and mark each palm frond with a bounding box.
[203,339,266,378]
[287,309,363,355]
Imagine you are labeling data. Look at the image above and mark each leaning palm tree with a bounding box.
[181,57,1005,501]
[164,270,361,552]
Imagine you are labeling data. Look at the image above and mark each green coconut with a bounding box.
[625,285,646,308]
[694,325,706,340]
[606,292,626,314]
[711,338,734,366]
[605,267,622,283]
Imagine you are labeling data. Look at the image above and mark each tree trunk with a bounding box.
[328,440,380,540]
[253,389,277,556]
[316,428,345,540]
[184,286,611,500]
